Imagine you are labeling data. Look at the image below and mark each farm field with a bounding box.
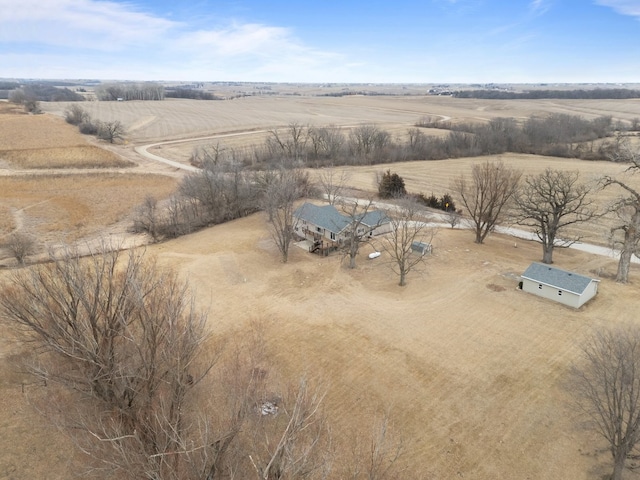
[2,92,640,478]
[41,95,640,145]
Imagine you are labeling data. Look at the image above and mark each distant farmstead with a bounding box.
[293,202,391,255]
[520,262,599,308]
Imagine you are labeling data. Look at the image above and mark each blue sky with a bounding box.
[1,0,639,83]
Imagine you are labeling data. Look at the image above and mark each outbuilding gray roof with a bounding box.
[521,262,598,295]
[294,202,390,234]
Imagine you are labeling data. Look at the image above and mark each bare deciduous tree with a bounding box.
[0,246,224,479]
[98,120,126,143]
[349,125,390,159]
[248,378,331,480]
[64,104,90,126]
[570,325,640,480]
[602,152,640,283]
[5,231,37,264]
[380,198,433,286]
[308,126,345,161]
[339,198,385,269]
[453,161,521,244]
[317,167,350,205]
[263,168,307,263]
[266,122,309,161]
[132,194,161,241]
[343,413,405,480]
[513,168,596,264]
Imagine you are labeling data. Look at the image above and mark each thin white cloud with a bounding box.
[529,0,550,15]
[0,0,176,50]
[0,0,350,81]
[595,0,640,18]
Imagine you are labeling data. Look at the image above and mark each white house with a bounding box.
[293,202,391,254]
[520,262,599,308]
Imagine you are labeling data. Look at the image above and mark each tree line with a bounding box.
[95,82,165,101]
[453,88,640,100]
[165,88,222,100]
[64,104,125,143]
[416,113,628,160]
[192,115,626,172]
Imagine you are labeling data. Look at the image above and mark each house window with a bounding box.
[330,232,336,240]
[538,284,542,289]
[558,290,562,296]
[316,227,322,233]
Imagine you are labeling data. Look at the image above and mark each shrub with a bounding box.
[78,121,99,135]
[378,169,407,199]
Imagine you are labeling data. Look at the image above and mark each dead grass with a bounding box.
[0,146,133,169]
[0,205,15,235]
[0,105,132,169]
[148,211,637,479]
[0,173,177,243]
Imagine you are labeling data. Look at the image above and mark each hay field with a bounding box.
[0,103,132,169]
[2,210,631,478]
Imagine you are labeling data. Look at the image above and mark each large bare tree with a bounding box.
[339,198,385,269]
[262,167,308,263]
[380,198,433,286]
[0,245,224,479]
[317,166,350,205]
[570,325,640,480]
[602,147,640,283]
[513,168,596,264]
[453,160,521,244]
[266,122,309,161]
[98,120,126,143]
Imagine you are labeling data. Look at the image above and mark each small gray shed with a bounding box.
[520,262,599,308]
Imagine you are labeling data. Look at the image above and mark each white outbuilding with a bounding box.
[520,262,599,308]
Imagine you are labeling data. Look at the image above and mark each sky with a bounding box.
[1,0,640,83]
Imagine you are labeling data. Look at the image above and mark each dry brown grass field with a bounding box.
[0,173,177,246]
[0,103,132,169]
[3,211,635,478]
[2,94,640,478]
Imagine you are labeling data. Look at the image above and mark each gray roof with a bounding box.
[360,210,390,227]
[294,202,390,234]
[294,203,350,234]
[521,262,598,295]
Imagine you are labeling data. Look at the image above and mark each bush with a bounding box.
[64,104,90,125]
[378,169,407,199]
[78,121,99,135]
[415,192,456,212]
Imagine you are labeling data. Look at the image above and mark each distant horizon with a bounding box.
[4,79,640,88]
[2,0,640,84]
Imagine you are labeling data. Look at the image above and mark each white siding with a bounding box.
[521,278,598,308]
